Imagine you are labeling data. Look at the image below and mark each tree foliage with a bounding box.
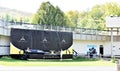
[3,2,120,30]
[104,2,120,16]
[65,2,120,30]
[65,11,79,27]
[32,1,67,26]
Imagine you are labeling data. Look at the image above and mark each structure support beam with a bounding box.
[111,28,113,57]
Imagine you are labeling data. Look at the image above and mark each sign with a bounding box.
[106,16,120,28]
[86,45,97,52]
[18,36,26,42]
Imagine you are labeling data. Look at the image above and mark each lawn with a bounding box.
[0,56,115,66]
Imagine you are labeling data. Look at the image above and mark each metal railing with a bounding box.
[0,20,116,37]
[7,22,109,35]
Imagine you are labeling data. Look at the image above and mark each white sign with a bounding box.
[106,16,120,28]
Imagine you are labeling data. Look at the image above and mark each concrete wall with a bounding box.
[112,42,120,56]
[72,39,120,57]
[0,36,10,55]
[0,34,119,57]
[72,40,111,56]
[0,28,119,57]
[73,33,107,41]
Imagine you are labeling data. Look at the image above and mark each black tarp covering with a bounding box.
[10,28,73,52]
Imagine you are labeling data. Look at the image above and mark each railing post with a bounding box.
[51,25,52,31]
[57,26,59,31]
[63,26,65,32]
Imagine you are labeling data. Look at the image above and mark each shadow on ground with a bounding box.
[0,56,99,62]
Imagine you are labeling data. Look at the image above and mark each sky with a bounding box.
[0,0,120,13]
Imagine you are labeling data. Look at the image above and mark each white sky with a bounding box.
[0,0,120,13]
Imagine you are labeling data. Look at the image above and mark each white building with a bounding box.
[0,17,120,57]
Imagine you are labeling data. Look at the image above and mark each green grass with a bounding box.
[0,56,115,66]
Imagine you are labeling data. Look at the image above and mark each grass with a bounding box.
[0,56,115,66]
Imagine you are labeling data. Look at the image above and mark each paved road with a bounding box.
[0,66,117,71]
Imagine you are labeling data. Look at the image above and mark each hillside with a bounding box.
[0,6,33,18]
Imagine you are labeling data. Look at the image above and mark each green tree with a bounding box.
[104,2,120,16]
[89,5,104,20]
[4,14,11,22]
[32,2,120,30]
[89,5,105,29]
[65,11,79,27]
[77,2,120,30]
[32,1,67,26]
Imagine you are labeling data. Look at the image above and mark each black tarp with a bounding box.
[10,28,73,52]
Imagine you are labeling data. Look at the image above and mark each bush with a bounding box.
[73,56,98,61]
[110,58,116,63]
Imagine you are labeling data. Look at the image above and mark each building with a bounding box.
[0,17,120,58]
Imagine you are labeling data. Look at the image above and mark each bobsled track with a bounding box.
[10,28,73,59]
[1,18,120,59]
[11,28,73,51]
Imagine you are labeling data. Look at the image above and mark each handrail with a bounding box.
[0,20,119,36]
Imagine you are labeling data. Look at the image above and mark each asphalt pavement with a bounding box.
[0,66,117,71]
